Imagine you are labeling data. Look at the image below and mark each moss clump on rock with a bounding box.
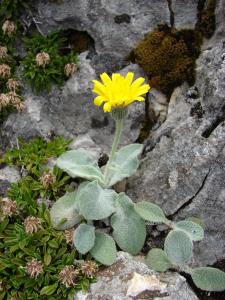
[196,0,217,39]
[132,24,202,97]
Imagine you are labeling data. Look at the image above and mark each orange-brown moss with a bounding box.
[132,24,202,97]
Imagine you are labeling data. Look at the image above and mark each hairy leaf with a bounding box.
[111,193,146,255]
[146,248,173,272]
[73,224,95,254]
[164,230,193,265]
[78,181,117,220]
[134,201,167,223]
[190,267,225,291]
[50,191,82,230]
[57,150,104,183]
[90,232,117,266]
[173,220,204,241]
[106,144,143,187]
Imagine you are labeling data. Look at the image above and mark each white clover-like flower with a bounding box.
[64,63,78,77]
[0,64,11,79]
[59,265,79,287]
[23,216,42,234]
[25,259,43,278]
[0,46,8,59]
[2,20,17,36]
[7,78,21,92]
[35,52,50,67]
[0,198,17,216]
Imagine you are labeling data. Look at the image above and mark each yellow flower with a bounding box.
[92,72,150,112]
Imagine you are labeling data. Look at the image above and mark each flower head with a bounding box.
[25,259,43,278]
[59,265,79,287]
[64,228,74,244]
[64,63,77,77]
[0,46,8,59]
[0,93,10,109]
[14,101,26,113]
[92,72,150,112]
[80,260,99,278]
[0,64,11,78]
[35,52,50,67]
[23,216,42,234]
[40,171,56,188]
[0,198,17,216]
[7,78,21,92]
[6,91,20,104]
[2,20,17,36]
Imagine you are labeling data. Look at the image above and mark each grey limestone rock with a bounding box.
[74,252,198,300]
[127,8,225,265]
[0,55,146,152]
[35,0,170,69]
[0,165,21,196]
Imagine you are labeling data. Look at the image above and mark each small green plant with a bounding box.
[22,32,78,93]
[0,0,30,20]
[50,72,151,265]
[1,136,71,173]
[141,201,225,291]
[49,71,225,292]
[0,202,95,299]
[0,136,97,299]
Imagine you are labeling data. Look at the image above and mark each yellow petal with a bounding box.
[94,96,105,106]
[135,96,145,101]
[136,84,150,96]
[100,73,112,86]
[131,77,145,88]
[125,72,134,85]
[103,102,112,112]
[112,73,121,82]
[92,80,107,95]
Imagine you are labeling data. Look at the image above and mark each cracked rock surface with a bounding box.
[127,0,225,266]
[74,252,198,300]
[0,0,225,269]
[0,165,21,197]
[0,57,146,152]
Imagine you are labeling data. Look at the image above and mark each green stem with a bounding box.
[104,118,124,186]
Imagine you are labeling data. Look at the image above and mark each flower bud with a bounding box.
[25,259,43,278]
[64,63,78,77]
[14,101,26,113]
[35,52,50,67]
[0,46,8,59]
[59,265,79,287]
[40,171,56,188]
[0,93,10,109]
[2,20,17,36]
[64,228,74,244]
[7,78,21,92]
[80,260,99,278]
[0,64,11,79]
[23,216,42,234]
[0,198,17,217]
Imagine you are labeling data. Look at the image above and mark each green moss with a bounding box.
[132,24,202,97]
[196,0,217,39]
